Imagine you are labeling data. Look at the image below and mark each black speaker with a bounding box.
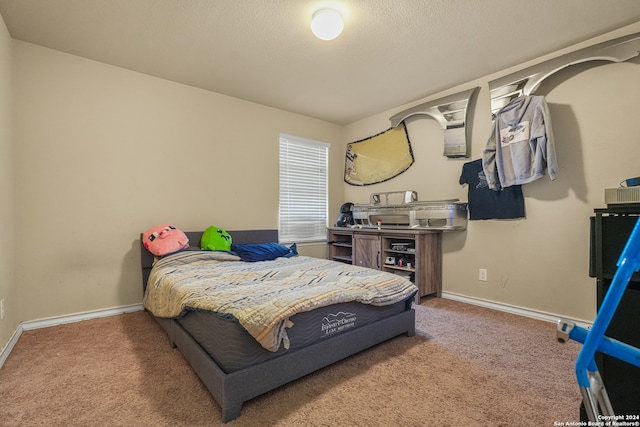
[587,209,640,417]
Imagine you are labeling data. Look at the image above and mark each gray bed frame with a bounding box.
[141,229,416,423]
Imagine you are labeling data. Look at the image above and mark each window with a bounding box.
[279,134,329,244]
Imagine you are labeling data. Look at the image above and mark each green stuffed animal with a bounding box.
[200,226,232,251]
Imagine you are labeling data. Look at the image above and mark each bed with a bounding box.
[140,229,416,423]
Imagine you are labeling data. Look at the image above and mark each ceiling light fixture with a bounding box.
[310,9,344,41]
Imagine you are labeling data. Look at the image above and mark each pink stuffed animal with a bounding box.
[143,224,189,257]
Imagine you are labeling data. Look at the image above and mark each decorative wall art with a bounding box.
[487,32,640,117]
[388,87,479,158]
[344,122,414,186]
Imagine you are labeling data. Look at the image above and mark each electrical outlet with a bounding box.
[0,299,4,320]
[479,269,488,281]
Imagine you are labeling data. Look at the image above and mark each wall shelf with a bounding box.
[384,32,640,161]
[389,87,479,158]
[488,32,640,116]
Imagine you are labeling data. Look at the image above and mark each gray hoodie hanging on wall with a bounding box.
[482,95,557,191]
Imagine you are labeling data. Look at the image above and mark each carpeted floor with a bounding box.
[0,298,583,426]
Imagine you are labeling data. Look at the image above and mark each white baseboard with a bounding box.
[441,291,593,329]
[0,303,144,369]
[2,295,591,369]
[0,325,23,370]
[20,304,144,331]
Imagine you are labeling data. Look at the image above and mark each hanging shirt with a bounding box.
[483,95,557,190]
[460,159,525,220]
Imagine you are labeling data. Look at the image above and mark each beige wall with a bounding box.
[12,41,343,322]
[0,14,16,351]
[343,22,640,323]
[2,17,639,356]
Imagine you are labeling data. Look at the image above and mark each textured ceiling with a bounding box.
[1,0,640,125]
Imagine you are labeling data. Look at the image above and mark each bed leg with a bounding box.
[406,309,416,337]
[168,338,176,349]
[221,403,243,423]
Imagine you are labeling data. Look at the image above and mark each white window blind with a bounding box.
[279,134,329,244]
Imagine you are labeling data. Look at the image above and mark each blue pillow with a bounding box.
[231,242,298,262]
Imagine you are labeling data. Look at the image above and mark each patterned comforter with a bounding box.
[143,252,417,352]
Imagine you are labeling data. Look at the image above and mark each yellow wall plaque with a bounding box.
[344,122,414,186]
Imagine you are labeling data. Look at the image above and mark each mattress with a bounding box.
[145,252,418,351]
[177,297,412,373]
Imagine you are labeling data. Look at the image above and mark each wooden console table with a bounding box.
[327,227,442,298]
